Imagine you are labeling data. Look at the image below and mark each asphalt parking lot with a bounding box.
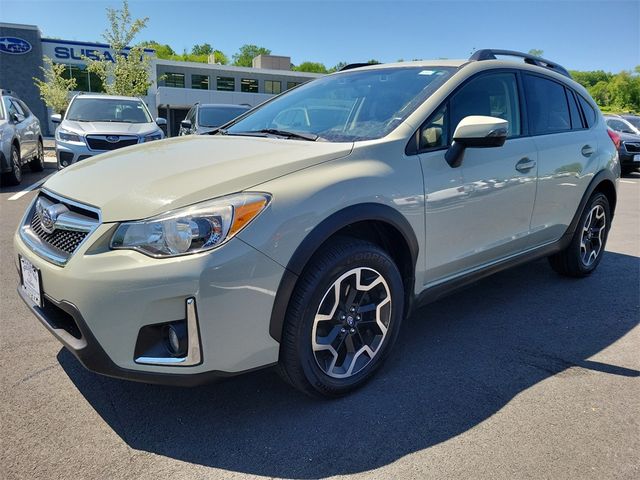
[1,166,638,480]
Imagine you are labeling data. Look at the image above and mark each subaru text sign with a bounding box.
[41,39,154,65]
[0,37,32,55]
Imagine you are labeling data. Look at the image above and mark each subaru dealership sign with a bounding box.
[41,39,154,64]
[0,36,32,55]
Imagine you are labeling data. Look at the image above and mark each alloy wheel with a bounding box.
[312,267,392,378]
[12,149,21,182]
[580,204,606,267]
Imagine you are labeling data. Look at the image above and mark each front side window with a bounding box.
[65,98,152,123]
[524,75,571,135]
[191,74,209,90]
[265,80,282,94]
[241,78,259,93]
[227,67,455,142]
[450,72,521,139]
[164,72,185,88]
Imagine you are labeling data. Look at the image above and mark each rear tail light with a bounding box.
[607,128,621,149]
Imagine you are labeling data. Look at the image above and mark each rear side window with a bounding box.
[577,95,596,128]
[524,75,571,135]
[566,89,584,129]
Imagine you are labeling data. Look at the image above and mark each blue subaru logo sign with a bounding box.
[0,37,32,55]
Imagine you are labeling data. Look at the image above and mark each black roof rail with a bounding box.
[469,49,571,78]
[339,63,375,72]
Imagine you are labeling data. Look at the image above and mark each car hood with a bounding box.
[44,135,353,222]
[61,120,159,136]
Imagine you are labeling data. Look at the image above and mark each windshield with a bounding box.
[623,116,640,130]
[226,66,456,141]
[66,98,152,123]
[199,106,249,127]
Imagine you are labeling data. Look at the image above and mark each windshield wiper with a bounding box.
[227,129,318,141]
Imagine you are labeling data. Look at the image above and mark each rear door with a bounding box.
[8,99,34,158]
[523,74,597,245]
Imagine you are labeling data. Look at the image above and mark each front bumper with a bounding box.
[56,141,96,169]
[14,223,284,385]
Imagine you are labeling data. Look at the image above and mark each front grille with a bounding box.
[623,142,640,153]
[20,191,101,266]
[86,135,138,151]
[30,209,88,254]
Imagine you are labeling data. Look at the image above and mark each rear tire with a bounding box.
[548,192,610,277]
[29,139,44,172]
[278,238,404,398]
[3,144,22,186]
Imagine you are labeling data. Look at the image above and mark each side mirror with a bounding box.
[445,116,508,168]
[180,119,192,130]
[155,117,167,126]
[51,114,62,124]
[12,113,24,123]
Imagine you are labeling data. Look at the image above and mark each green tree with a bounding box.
[328,61,347,73]
[528,49,544,57]
[191,43,213,56]
[139,40,175,59]
[293,61,328,73]
[85,0,153,97]
[33,57,77,114]
[232,44,271,67]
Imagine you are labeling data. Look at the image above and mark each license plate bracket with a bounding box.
[20,255,43,308]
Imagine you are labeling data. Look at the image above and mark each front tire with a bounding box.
[548,192,611,277]
[3,144,22,186]
[278,238,405,398]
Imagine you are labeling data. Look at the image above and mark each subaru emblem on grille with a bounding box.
[106,135,120,143]
[37,201,69,234]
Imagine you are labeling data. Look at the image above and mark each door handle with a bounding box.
[581,145,595,157]
[515,157,536,173]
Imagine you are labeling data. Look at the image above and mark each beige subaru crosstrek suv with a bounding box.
[15,50,619,397]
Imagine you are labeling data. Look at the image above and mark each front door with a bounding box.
[418,71,538,285]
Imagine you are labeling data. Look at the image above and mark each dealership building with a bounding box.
[0,22,322,136]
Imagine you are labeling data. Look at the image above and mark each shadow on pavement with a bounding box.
[59,252,639,478]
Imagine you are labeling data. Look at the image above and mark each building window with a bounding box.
[265,80,282,94]
[164,72,185,88]
[57,64,104,93]
[286,81,299,90]
[191,74,209,90]
[241,78,259,93]
[216,76,235,91]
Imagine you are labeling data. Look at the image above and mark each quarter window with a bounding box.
[191,74,209,90]
[524,75,571,135]
[164,72,185,88]
[217,76,235,91]
[450,72,521,139]
[241,78,259,93]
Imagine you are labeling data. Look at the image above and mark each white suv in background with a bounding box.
[52,94,166,169]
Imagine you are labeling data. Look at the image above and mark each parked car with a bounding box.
[52,93,166,169]
[15,50,619,398]
[0,89,44,185]
[604,114,640,174]
[179,103,251,135]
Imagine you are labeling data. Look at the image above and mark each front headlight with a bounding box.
[143,131,162,142]
[110,193,270,257]
[57,128,83,143]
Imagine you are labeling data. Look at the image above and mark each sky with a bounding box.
[1,0,639,72]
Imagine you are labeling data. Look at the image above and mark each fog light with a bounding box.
[165,325,182,356]
[61,160,68,167]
